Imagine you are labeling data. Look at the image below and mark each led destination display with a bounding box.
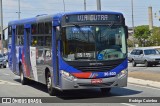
[65,14,121,23]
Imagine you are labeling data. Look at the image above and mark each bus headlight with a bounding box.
[117,69,127,78]
[61,70,75,81]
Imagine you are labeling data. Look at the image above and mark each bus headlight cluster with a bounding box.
[117,69,127,78]
[61,70,75,81]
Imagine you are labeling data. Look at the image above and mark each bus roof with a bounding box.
[8,11,123,26]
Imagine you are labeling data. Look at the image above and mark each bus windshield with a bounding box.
[62,25,127,61]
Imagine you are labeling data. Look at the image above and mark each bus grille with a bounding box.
[74,64,119,72]
[66,59,124,72]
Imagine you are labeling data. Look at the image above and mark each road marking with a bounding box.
[0,80,21,85]
[129,83,160,91]
[3,73,10,76]
[121,103,136,106]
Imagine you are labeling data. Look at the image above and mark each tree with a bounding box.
[149,27,160,46]
[134,25,151,47]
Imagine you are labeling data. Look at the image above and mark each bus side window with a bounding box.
[38,23,45,34]
[31,36,38,46]
[45,22,52,34]
[32,24,38,34]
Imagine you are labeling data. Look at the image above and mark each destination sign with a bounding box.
[65,14,121,23]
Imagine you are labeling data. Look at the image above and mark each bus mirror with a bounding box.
[124,26,128,39]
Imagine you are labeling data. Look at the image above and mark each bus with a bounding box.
[8,11,128,96]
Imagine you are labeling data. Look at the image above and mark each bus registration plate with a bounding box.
[91,79,102,84]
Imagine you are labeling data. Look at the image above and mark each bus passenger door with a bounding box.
[11,25,16,73]
[52,26,60,87]
[22,24,31,78]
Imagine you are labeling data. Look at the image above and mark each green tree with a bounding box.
[149,27,160,46]
[134,25,151,47]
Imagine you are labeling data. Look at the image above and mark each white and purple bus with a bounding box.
[8,11,128,96]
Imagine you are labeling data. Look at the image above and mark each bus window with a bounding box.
[31,36,38,46]
[38,23,45,34]
[8,26,12,44]
[32,24,38,34]
[45,22,52,34]
[8,36,12,44]
[37,36,44,46]
[45,36,52,47]
[8,26,12,35]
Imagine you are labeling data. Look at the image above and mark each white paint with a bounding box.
[30,47,38,81]
[121,103,136,106]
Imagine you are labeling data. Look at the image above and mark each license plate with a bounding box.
[91,79,102,84]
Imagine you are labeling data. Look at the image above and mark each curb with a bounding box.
[128,77,160,89]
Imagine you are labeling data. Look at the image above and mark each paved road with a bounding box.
[0,68,160,106]
[128,62,160,73]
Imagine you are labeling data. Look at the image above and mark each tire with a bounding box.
[3,65,6,68]
[132,60,136,67]
[20,65,28,85]
[100,88,111,95]
[145,60,149,67]
[46,72,56,96]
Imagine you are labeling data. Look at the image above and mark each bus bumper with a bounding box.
[60,72,128,90]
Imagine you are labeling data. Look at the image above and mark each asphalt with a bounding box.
[128,77,160,89]
[1,63,160,90]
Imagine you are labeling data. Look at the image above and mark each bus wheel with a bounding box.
[20,65,28,85]
[3,65,6,68]
[100,88,111,95]
[46,72,56,96]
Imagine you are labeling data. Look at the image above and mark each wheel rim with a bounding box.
[132,61,135,65]
[20,72,23,82]
[47,75,52,91]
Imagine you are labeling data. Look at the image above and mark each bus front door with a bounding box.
[23,24,31,78]
[52,26,60,87]
[11,25,16,73]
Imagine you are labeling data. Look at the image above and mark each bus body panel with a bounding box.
[8,44,12,70]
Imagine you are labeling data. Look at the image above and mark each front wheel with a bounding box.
[100,88,111,95]
[145,61,149,67]
[46,72,57,96]
[132,60,136,67]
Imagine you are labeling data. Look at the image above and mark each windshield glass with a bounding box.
[61,25,127,61]
[0,54,3,58]
[144,49,160,55]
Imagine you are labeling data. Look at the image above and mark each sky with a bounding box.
[1,0,160,27]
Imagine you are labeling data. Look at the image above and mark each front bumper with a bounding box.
[60,73,128,90]
[148,61,160,65]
